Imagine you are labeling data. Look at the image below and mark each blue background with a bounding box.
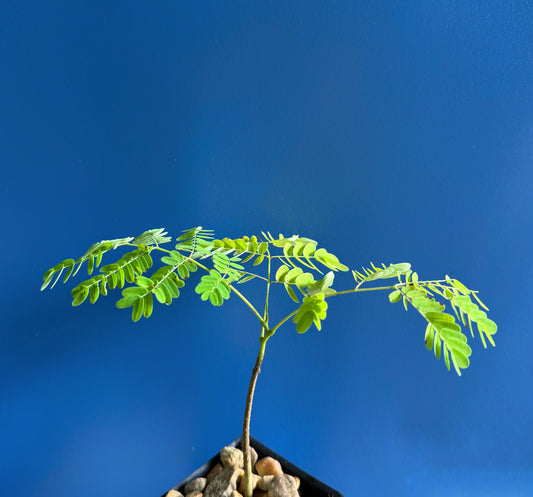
[2,1,532,496]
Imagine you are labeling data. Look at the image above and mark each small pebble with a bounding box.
[207,463,223,481]
[248,446,259,467]
[221,446,244,468]
[185,477,207,493]
[165,491,184,497]
[268,475,298,497]
[255,457,283,476]
[204,466,242,497]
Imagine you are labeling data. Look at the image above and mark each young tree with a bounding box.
[42,227,497,497]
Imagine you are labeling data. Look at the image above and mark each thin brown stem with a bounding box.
[242,336,267,497]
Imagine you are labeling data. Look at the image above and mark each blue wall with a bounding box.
[2,2,532,495]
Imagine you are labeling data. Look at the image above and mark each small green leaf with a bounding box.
[72,286,89,306]
[295,311,314,334]
[314,248,348,271]
[303,243,316,257]
[177,265,190,279]
[63,264,74,283]
[434,334,442,359]
[294,272,315,289]
[124,263,135,283]
[117,267,125,288]
[258,241,268,254]
[222,237,236,249]
[143,292,153,318]
[160,282,173,304]
[275,265,290,282]
[388,290,402,303]
[135,276,153,289]
[248,238,258,253]
[443,345,451,371]
[152,285,167,304]
[292,294,328,333]
[116,295,138,309]
[89,283,99,304]
[87,256,95,275]
[165,277,182,298]
[425,324,434,351]
[234,238,247,252]
[285,267,304,284]
[451,278,470,294]
[132,298,144,322]
[472,291,489,311]
[284,283,299,303]
[95,250,104,268]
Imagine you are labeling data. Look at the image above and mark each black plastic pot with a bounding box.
[161,436,344,497]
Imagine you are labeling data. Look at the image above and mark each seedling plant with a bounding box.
[42,227,497,497]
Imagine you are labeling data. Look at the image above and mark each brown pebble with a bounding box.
[184,477,207,494]
[268,475,298,497]
[221,446,244,468]
[165,491,184,497]
[255,457,283,476]
[206,462,223,481]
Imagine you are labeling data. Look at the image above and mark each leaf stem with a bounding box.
[229,285,269,330]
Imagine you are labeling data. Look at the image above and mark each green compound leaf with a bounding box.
[176,226,214,256]
[131,228,171,246]
[212,251,243,282]
[149,266,185,305]
[42,229,168,292]
[292,294,328,333]
[353,262,412,286]
[41,259,76,290]
[195,270,231,306]
[450,294,497,348]
[401,285,472,375]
